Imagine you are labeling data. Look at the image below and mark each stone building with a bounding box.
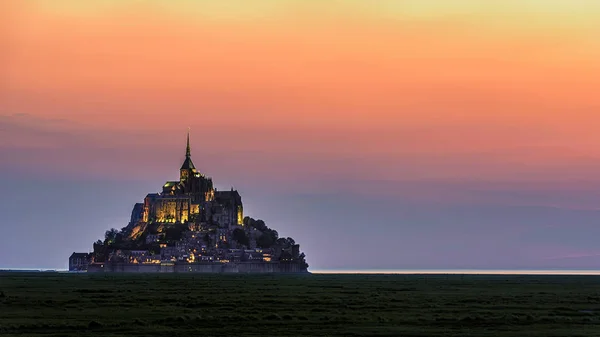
[69,252,90,271]
[130,132,243,228]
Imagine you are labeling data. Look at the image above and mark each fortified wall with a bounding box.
[88,262,308,273]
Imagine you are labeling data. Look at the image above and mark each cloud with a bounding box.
[0,113,175,180]
[3,111,600,212]
[544,253,600,261]
[0,113,82,148]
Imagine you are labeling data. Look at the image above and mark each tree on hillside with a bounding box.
[276,237,296,248]
[254,219,267,232]
[257,229,278,248]
[104,228,119,245]
[93,240,107,262]
[298,252,309,269]
[245,216,267,232]
[243,217,301,249]
[232,228,250,247]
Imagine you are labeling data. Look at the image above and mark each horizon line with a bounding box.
[312,269,600,275]
[3,268,600,276]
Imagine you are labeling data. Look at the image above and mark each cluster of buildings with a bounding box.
[69,246,299,271]
[69,132,307,273]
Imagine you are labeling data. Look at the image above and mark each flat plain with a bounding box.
[2,273,600,336]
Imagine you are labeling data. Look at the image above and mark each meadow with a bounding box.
[1,272,600,336]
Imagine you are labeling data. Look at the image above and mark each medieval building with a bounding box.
[128,132,243,229]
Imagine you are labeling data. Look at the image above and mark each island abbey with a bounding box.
[69,131,308,273]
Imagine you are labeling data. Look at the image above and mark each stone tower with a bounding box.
[180,130,195,182]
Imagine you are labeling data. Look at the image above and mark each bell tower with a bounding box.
[180,129,195,182]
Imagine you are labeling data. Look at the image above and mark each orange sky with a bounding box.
[5,1,600,270]
[2,0,600,187]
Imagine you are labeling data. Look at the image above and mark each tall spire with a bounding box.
[180,128,196,171]
[186,127,191,158]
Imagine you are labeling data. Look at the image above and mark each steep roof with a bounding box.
[70,252,89,259]
[180,130,196,170]
[215,189,242,204]
[163,181,179,188]
[181,156,196,170]
[215,189,241,198]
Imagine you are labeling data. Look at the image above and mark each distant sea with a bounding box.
[2,268,600,275]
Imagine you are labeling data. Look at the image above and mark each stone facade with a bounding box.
[69,253,90,271]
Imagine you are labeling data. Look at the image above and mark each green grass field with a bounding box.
[2,273,600,336]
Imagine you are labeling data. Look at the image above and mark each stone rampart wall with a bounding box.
[87,262,307,273]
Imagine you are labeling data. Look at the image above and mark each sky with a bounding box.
[2,0,600,270]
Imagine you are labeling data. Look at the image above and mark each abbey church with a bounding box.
[129,132,243,230]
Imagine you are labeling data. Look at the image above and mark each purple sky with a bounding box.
[2,117,600,270]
